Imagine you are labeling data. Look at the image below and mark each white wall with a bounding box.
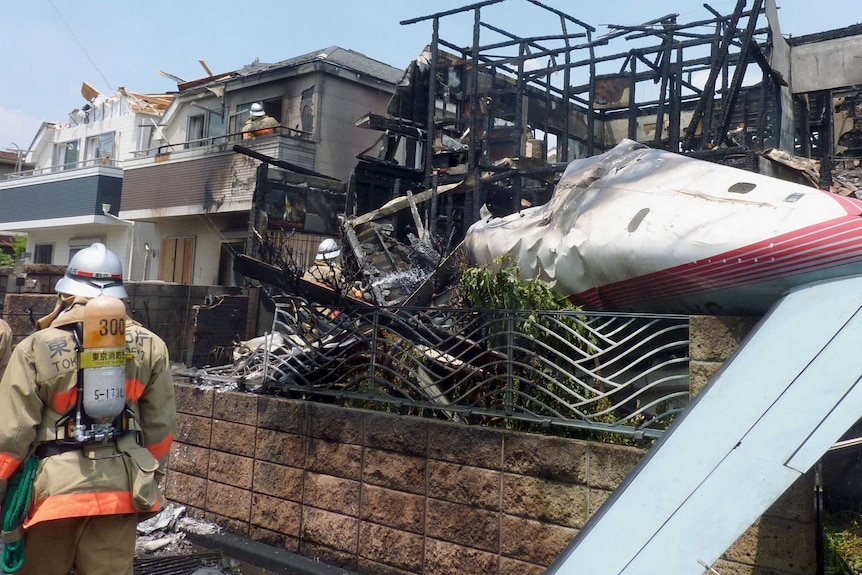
[159,93,225,148]
[31,109,157,172]
[25,221,151,281]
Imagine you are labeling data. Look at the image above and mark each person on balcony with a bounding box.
[242,102,280,139]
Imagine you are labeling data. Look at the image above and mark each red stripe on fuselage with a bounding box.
[575,214,862,309]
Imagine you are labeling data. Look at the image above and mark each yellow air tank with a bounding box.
[80,296,127,422]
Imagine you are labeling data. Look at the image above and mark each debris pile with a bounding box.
[833,159,862,197]
[136,504,221,555]
[134,504,244,575]
[764,148,862,198]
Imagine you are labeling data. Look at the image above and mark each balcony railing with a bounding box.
[3,126,315,182]
[131,126,313,159]
[2,157,121,181]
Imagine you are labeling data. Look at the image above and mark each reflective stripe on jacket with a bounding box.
[0,296,176,527]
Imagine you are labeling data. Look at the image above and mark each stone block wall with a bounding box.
[1,294,56,347]
[166,383,645,575]
[0,266,12,307]
[0,264,63,318]
[21,264,65,294]
[164,315,819,575]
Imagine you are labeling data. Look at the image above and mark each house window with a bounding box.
[85,132,115,165]
[137,123,156,152]
[69,237,104,261]
[159,236,195,285]
[34,244,53,264]
[229,98,283,137]
[186,109,225,148]
[208,110,225,141]
[187,114,206,148]
[300,87,314,136]
[53,140,80,170]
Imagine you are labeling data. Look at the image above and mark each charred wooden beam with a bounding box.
[355,113,426,139]
[682,0,748,151]
[399,0,504,26]
[713,0,765,148]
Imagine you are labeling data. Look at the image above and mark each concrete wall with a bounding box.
[790,35,862,94]
[165,314,818,575]
[316,74,397,183]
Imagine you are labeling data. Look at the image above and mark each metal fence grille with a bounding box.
[197,295,690,440]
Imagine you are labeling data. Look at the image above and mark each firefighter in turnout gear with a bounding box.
[303,237,343,285]
[0,243,176,575]
[241,101,280,139]
[0,317,11,381]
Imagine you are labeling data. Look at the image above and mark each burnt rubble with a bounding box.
[198,1,862,398]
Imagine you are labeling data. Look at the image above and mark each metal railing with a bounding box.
[132,126,314,158]
[2,157,120,180]
[196,296,690,440]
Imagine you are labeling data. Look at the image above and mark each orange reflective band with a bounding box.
[24,490,159,529]
[125,379,146,402]
[53,388,78,413]
[147,434,174,460]
[0,453,22,480]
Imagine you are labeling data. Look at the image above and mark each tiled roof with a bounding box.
[235,46,404,85]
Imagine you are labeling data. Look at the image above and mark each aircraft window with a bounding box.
[784,193,805,202]
[728,182,756,194]
[628,208,650,232]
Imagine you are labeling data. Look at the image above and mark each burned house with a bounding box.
[339,0,862,266]
[238,0,847,321]
[223,0,862,431]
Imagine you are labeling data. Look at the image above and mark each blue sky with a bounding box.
[1,0,858,153]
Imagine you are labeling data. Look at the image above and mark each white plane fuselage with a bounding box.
[464,139,862,316]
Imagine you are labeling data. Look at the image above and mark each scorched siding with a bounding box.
[121,153,259,213]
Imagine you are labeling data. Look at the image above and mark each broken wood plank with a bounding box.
[351,181,466,225]
[406,190,426,240]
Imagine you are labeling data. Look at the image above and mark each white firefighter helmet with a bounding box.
[55,243,128,299]
[249,102,265,117]
[315,238,341,261]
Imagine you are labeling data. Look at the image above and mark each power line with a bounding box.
[47,0,114,93]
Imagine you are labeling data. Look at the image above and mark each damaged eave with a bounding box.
[117,87,174,114]
[785,23,862,46]
[176,73,234,92]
